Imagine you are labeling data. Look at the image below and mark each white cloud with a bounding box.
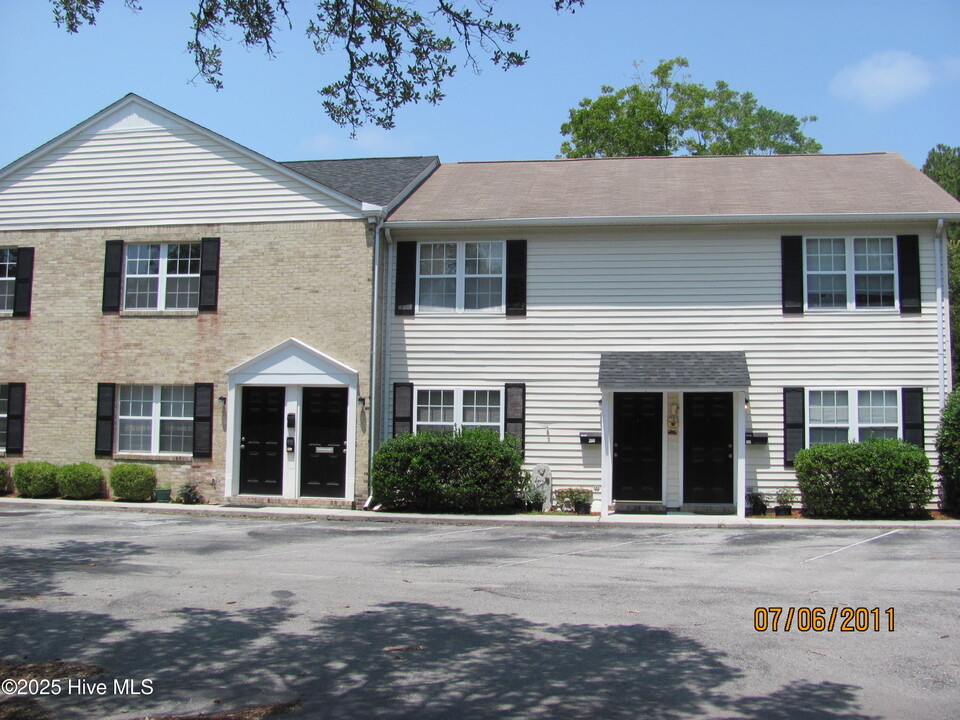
[829,50,958,111]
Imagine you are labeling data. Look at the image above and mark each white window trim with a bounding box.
[122,242,201,312]
[415,240,506,314]
[116,385,194,456]
[803,236,899,312]
[413,387,504,436]
[806,388,901,446]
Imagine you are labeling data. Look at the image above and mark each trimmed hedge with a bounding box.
[57,463,104,499]
[109,463,157,502]
[936,390,960,511]
[0,462,10,495]
[371,428,525,513]
[13,462,59,498]
[795,439,933,519]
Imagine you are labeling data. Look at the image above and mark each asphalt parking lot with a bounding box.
[0,506,957,719]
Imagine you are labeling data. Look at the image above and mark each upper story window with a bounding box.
[414,388,502,435]
[117,385,194,454]
[0,249,16,312]
[808,389,899,446]
[805,237,897,310]
[124,243,201,310]
[417,241,504,313]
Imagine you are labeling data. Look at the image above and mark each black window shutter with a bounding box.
[504,383,526,450]
[505,239,527,316]
[193,382,214,458]
[393,383,414,436]
[199,237,221,312]
[395,242,417,316]
[897,235,921,315]
[902,387,924,448]
[12,248,34,318]
[783,387,805,467]
[781,236,804,315]
[5,383,25,455]
[95,383,116,456]
[102,240,124,313]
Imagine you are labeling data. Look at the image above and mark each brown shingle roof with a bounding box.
[387,153,960,224]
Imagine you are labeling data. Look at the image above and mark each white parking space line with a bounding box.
[497,531,687,568]
[802,529,902,563]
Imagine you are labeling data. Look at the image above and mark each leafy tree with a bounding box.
[560,57,822,158]
[49,0,585,131]
[922,144,960,383]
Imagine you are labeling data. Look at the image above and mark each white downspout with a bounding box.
[364,213,386,509]
[935,219,949,409]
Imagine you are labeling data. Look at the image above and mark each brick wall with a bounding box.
[0,219,374,504]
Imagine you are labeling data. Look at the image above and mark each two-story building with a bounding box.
[381,155,960,516]
[0,94,436,506]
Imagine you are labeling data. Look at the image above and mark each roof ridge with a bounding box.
[447,152,894,166]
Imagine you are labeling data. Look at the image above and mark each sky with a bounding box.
[1,0,958,171]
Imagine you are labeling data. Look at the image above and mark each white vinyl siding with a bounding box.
[0,105,362,229]
[117,385,193,455]
[386,224,943,498]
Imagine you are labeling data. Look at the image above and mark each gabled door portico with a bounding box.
[225,339,359,501]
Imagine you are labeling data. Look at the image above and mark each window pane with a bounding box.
[859,427,898,441]
[124,277,159,309]
[811,428,849,445]
[167,243,201,275]
[854,238,894,272]
[858,390,898,425]
[160,419,193,453]
[419,244,457,276]
[807,238,846,272]
[807,274,846,308]
[126,244,160,276]
[463,390,501,426]
[0,418,6,450]
[465,242,503,276]
[165,276,200,309]
[419,278,456,310]
[809,391,848,425]
[416,390,455,432]
[118,419,152,452]
[0,384,7,416]
[119,386,154,417]
[854,274,895,308]
[160,386,194,419]
[0,250,15,313]
[464,277,503,310]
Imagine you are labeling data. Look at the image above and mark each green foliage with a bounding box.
[554,487,593,509]
[13,462,60,498]
[560,57,821,159]
[775,487,796,507]
[371,428,525,513]
[109,463,157,502]
[50,0,584,132]
[56,463,104,500]
[745,490,767,516]
[795,439,933,519]
[0,462,10,494]
[936,390,960,511]
[921,144,960,385]
[175,480,205,505]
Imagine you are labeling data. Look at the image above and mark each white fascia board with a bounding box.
[0,93,366,214]
[385,212,960,230]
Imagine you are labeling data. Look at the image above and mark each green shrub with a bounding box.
[936,390,960,511]
[0,462,10,494]
[13,462,59,498]
[371,428,525,513]
[109,463,157,502]
[795,439,933,519]
[554,487,593,509]
[175,480,205,505]
[56,463,104,499]
[745,491,768,516]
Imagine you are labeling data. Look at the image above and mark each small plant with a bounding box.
[0,462,10,494]
[56,463,104,499]
[174,480,205,505]
[109,463,157,502]
[936,390,960,511]
[554,487,593,511]
[13,462,59,498]
[775,487,796,508]
[746,490,768,516]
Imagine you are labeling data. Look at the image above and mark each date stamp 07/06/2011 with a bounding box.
[754,607,895,633]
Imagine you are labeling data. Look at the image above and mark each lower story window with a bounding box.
[808,389,899,445]
[415,388,502,435]
[118,385,194,454]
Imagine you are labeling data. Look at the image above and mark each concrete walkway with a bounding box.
[2,495,958,529]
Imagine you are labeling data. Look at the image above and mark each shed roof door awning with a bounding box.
[598,351,750,391]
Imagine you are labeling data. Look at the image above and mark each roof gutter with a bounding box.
[385,212,960,230]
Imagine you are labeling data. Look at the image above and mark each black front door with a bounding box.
[683,392,734,504]
[239,386,285,495]
[613,393,663,501]
[300,387,349,497]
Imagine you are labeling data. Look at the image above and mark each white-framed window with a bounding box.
[414,388,503,435]
[0,249,16,312]
[117,385,194,454]
[807,389,900,445]
[124,243,201,310]
[0,384,8,449]
[417,241,505,313]
[805,237,897,310]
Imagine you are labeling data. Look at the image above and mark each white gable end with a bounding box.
[0,96,365,230]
